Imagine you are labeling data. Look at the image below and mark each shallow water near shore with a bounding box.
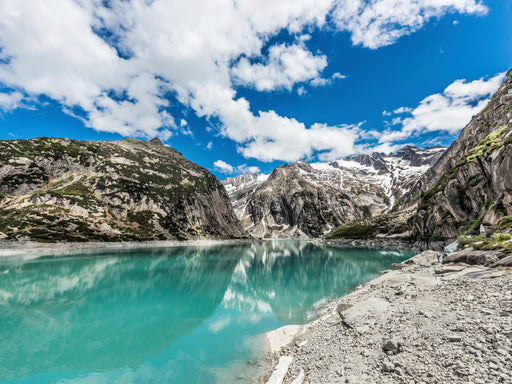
[0,240,413,384]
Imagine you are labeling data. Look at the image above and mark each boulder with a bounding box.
[492,255,512,267]
[443,249,503,266]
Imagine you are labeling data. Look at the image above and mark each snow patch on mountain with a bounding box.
[222,146,445,238]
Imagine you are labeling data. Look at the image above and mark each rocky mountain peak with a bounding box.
[149,137,164,147]
[223,146,445,238]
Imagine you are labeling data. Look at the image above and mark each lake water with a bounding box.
[0,240,414,383]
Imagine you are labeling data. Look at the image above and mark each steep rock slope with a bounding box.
[223,147,444,238]
[0,137,245,241]
[412,69,512,239]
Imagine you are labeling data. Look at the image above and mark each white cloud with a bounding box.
[231,43,328,92]
[0,0,491,161]
[213,160,261,175]
[180,119,188,127]
[379,72,505,143]
[382,110,392,116]
[391,117,402,125]
[0,90,24,111]
[206,141,213,150]
[213,160,234,173]
[189,83,361,162]
[244,166,261,174]
[309,72,346,87]
[393,106,412,114]
[332,0,488,49]
[362,141,407,154]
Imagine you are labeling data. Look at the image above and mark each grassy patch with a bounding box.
[457,232,512,251]
[326,222,376,239]
[464,218,482,235]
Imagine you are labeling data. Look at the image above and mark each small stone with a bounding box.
[382,362,395,372]
[447,335,462,342]
[383,339,401,354]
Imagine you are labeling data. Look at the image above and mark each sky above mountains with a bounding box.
[0,0,510,178]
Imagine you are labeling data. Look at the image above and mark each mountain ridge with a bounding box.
[0,137,245,241]
[222,146,445,238]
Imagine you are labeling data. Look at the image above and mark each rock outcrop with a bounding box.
[223,147,444,238]
[0,137,245,241]
[411,69,512,239]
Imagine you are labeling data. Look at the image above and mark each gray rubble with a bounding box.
[265,250,512,384]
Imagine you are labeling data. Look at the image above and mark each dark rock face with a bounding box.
[245,163,356,238]
[223,147,444,238]
[412,69,512,239]
[0,137,245,241]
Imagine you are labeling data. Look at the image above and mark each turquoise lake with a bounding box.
[0,240,414,383]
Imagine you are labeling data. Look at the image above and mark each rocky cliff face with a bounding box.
[223,147,444,238]
[0,137,245,241]
[412,69,512,239]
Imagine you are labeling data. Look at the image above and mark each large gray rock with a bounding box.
[443,248,508,266]
[492,255,512,267]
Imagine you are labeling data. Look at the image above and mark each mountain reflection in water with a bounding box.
[0,241,413,383]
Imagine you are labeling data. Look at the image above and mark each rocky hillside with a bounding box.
[412,69,512,240]
[0,137,245,241]
[222,147,444,238]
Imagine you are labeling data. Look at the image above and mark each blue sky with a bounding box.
[0,0,510,179]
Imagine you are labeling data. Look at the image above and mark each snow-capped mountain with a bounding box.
[222,146,445,238]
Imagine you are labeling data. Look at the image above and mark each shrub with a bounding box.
[498,216,512,230]
[491,232,512,242]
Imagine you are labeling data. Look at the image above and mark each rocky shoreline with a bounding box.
[319,238,446,252]
[263,249,512,384]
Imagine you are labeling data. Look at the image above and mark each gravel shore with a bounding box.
[265,250,512,384]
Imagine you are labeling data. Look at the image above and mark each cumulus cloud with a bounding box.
[332,0,487,49]
[0,0,491,161]
[214,160,261,175]
[213,160,234,173]
[362,141,407,155]
[0,90,24,111]
[309,72,346,87]
[231,43,328,91]
[379,72,505,143]
[189,83,361,162]
[393,106,412,114]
